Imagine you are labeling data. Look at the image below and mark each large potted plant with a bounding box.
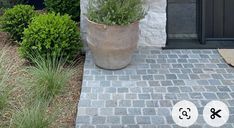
[86,0,144,70]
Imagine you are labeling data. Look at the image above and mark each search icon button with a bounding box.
[172,100,198,127]
[179,108,191,120]
[182,111,188,116]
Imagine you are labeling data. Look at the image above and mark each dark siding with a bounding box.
[204,0,234,39]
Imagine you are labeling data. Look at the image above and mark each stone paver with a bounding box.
[76,47,234,128]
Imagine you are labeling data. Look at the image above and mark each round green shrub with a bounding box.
[0,4,36,42]
[87,0,145,25]
[44,0,80,20]
[20,13,83,61]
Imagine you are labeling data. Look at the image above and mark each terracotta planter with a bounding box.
[86,18,139,70]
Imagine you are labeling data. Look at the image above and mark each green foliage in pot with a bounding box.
[0,5,36,42]
[87,0,145,25]
[44,0,80,20]
[20,13,83,61]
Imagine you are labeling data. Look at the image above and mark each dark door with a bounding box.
[203,0,234,41]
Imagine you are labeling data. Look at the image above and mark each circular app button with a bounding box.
[203,101,229,127]
[172,100,198,127]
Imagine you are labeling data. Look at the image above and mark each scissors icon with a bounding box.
[210,108,222,119]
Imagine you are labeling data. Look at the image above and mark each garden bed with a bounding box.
[0,32,85,128]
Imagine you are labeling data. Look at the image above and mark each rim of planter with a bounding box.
[85,17,140,27]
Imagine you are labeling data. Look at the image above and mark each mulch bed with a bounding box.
[0,32,85,128]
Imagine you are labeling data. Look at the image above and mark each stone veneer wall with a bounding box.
[80,0,167,47]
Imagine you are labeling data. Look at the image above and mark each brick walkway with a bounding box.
[76,47,234,128]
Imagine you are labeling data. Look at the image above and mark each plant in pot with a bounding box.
[86,0,145,70]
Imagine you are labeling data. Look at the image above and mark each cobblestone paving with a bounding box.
[76,47,234,128]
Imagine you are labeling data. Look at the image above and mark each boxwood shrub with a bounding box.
[20,13,82,61]
[0,5,36,42]
[44,0,80,20]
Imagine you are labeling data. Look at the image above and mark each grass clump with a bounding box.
[87,0,145,25]
[0,48,12,110]
[10,103,52,128]
[24,54,73,101]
